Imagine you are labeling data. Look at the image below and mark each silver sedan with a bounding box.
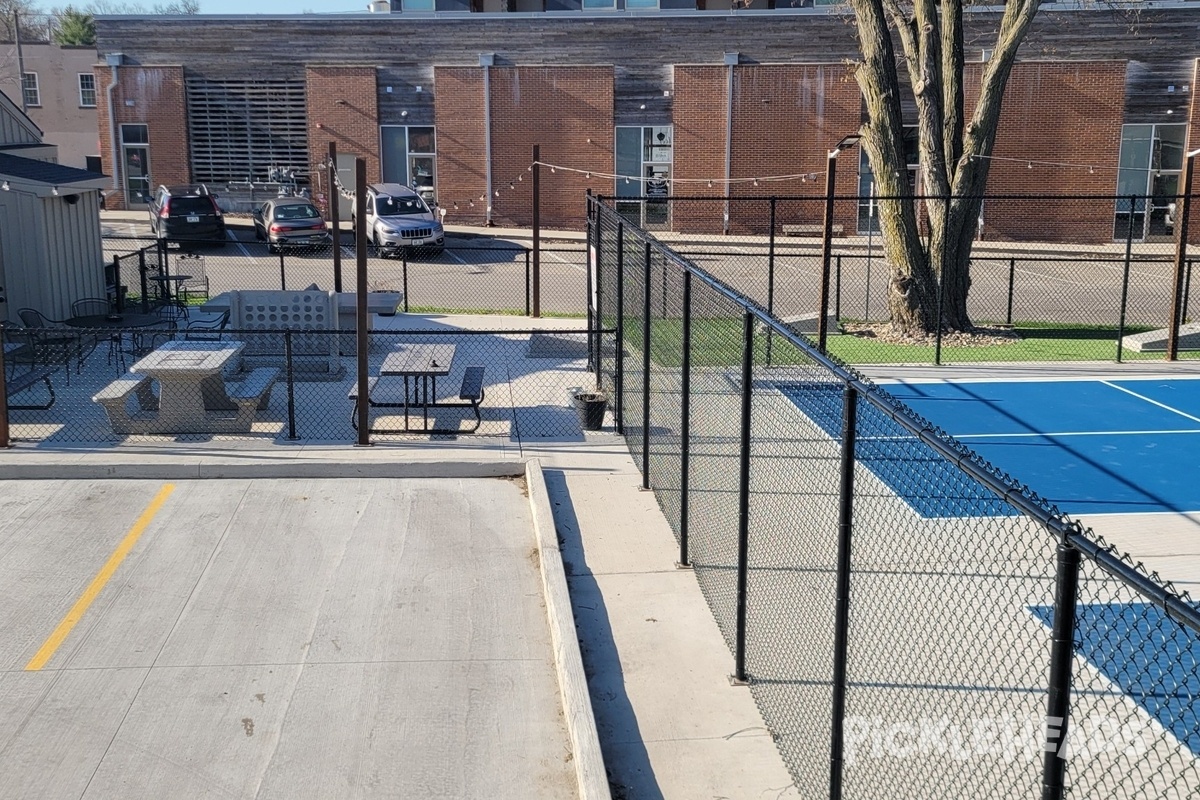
[252,198,333,253]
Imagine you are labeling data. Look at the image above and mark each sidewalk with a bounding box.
[0,437,800,799]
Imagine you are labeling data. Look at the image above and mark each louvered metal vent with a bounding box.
[186,79,309,185]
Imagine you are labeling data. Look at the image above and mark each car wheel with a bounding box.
[374,231,389,259]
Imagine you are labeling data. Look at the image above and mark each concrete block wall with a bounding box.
[95,65,188,209]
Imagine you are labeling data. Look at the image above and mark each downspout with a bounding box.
[14,12,26,113]
[104,54,124,194]
[480,52,495,227]
[723,52,738,236]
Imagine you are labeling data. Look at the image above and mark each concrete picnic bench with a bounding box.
[92,341,279,435]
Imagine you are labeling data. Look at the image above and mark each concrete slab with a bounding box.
[0,477,578,799]
[1120,322,1200,352]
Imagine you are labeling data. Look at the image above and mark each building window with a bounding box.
[625,0,659,7]
[78,73,97,107]
[21,73,40,107]
[615,125,672,229]
[857,126,919,234]
[1114,123,1187,241]
[402,0,435,9]
[582,0,616,8]
[380,125,437,204]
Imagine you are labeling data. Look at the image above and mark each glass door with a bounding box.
[614,125,673,230]
[120,124,151,205]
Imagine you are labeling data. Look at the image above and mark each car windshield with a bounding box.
[274,204,321,221]
[374,195,427,216]
[168,196,213,215]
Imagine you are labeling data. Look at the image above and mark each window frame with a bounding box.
[21,72,40,108]
[78,73,97,108]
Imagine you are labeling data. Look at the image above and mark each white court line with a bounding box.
[954,428,1200,439]
[883,375,1200,386]
[1099,380,1200,425]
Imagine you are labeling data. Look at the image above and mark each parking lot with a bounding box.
[0,476,576,799]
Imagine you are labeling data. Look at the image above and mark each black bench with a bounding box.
[5,366,56,410]
[349,366,486,434]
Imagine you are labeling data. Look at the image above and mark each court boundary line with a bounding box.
[1099,380,1200,424]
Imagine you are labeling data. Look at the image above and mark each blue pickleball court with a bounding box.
[883,377,1200,516]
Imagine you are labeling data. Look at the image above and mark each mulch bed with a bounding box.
[841,323,1022,348]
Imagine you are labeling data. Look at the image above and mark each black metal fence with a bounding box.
[1,326,609,444]
[102,237,588,318]
[589,195,1200,800]
[602,192,1197,364]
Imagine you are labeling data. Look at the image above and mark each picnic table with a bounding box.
[92,341,280,435]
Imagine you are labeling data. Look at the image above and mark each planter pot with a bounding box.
[572,392,608,431]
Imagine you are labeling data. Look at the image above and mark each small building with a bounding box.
[0,90,109,323]
[0,41,103,171]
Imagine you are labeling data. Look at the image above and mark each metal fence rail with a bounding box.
[589,195,1200,800]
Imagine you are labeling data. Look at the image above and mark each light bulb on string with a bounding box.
[509,182,515,190]
[494,190,500,197]
[1027,162,1033,169]
[480,193,486,201]
[707,180,713,188]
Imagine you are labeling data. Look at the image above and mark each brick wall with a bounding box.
[1188,59,1199,246]
[967,61,1127,243]
[433,67,488,226]
[436,66,613,229]
[306,66,379,214]
[673,64,860,235]
[95,65,188,209]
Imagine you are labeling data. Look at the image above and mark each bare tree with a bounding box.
[848,0,1042,333]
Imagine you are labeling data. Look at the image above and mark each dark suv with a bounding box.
[149,184,227,247]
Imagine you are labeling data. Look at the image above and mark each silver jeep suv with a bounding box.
[352,183,445,257]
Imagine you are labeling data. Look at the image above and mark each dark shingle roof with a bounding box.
[0,153,107,186]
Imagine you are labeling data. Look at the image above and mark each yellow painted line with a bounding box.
[25,484,176,671]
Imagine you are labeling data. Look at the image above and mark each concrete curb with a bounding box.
[524,459,611,800]
[0,459,525,481]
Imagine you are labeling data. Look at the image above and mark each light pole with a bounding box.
[818,134,862,352]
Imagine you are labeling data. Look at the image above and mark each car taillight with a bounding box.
[159,200,170,218]
[311,223,326,230]
[269,224,284,233]
[209,197,222,217]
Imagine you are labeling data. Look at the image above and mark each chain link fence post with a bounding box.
[641,242,652,491]
[1116,195,1137,363]
[594,210,604,384]
[1168,150,1196,361]
[278,250,287,291]
[1041,539,1081,800]
[524,249,531,317]
[0,343,10,448]
[402,252,410,313]
[766,197,776,366]
[587,205,596,373]
[677,269,692,570]
[732,310,755,685]
[828,381,858,800]
[284,330,298,440]
[615,221,625,434]
[1006,256,1016,325]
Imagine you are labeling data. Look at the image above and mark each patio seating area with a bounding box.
[0,314,606,446]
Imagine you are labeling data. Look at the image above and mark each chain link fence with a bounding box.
[609,192,1197,364]
[590,195,1200,800]
[2,325,610,444]
[102,237,587,317]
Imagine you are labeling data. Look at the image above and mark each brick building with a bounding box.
[93,6,1200,243]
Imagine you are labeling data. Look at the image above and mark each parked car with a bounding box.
[148,184,227,247]
[252,198,332,253]
[351,183,445,257]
